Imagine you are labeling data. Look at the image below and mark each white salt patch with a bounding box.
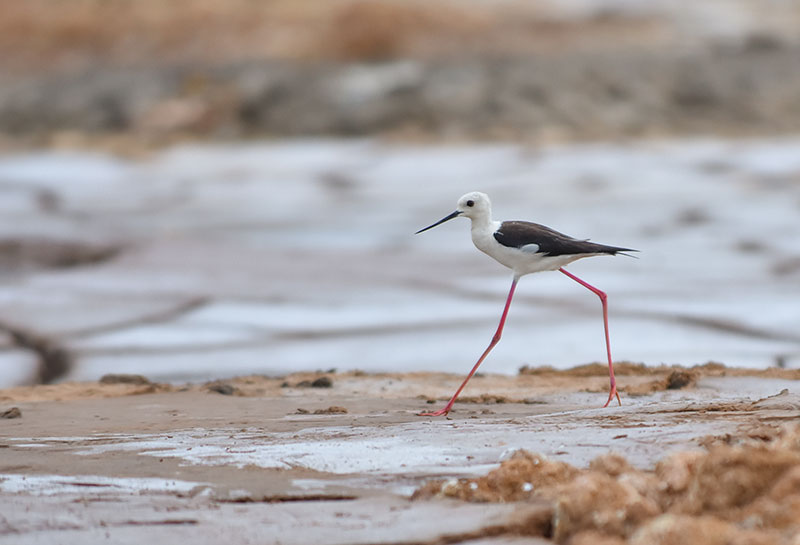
[0,474,203,496]
[7,403,740,474]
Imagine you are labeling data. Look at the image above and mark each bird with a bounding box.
[415,191,636,416]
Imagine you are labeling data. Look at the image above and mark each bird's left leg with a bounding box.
[559,267,621,407]
[418,276,519,417]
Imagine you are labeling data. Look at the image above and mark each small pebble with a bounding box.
[208,383,236,395]
[666,370,694,390]
[1,407,21,419]
[311,376,333,388]
[99,373,151,385]
[523,398,547,405]
[313,406,348,415]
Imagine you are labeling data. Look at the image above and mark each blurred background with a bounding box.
[0,0,799,387]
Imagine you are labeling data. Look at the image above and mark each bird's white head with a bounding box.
[455,191,491,220]
[415,191,492,234]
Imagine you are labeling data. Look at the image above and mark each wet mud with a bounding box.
[1,366,799,544]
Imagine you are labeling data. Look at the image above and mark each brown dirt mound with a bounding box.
[413,425,800,544]
[520,362,800,397]
[2,364,797,404]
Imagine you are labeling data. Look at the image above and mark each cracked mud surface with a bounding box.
[1,138,799,392]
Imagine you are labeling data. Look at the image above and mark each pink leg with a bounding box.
[419,277,519,417]
[559,267,621,407]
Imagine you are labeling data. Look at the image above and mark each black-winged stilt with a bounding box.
[415,191,636,416]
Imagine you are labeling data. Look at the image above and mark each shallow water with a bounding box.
[0,138,798,386]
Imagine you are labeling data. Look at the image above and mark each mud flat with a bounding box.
[1,364,799,544]
[2,138,800,390]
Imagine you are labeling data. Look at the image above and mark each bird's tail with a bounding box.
[602,245,639,258]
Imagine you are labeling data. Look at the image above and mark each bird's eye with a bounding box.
[466,200,474,207]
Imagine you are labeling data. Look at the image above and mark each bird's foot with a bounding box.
[417,406,451,417]
[602,385,621,408]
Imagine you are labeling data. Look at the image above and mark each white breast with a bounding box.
[470,221,586,276]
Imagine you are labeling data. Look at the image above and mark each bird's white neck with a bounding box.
[468,212,494,235]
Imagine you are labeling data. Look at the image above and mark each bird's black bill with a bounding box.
[415,210,461,234]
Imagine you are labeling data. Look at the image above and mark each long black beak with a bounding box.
[415,210,462,234]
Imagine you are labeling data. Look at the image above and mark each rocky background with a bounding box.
[2,0,800,145]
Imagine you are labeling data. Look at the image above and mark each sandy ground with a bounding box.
[2,365,800,544]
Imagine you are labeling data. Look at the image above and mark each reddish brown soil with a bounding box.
[414,424,800,544]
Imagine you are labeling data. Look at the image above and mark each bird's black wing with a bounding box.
[494,221,635,256]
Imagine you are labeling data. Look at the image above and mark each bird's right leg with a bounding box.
[559,267,621,407]
[419,276,519,417]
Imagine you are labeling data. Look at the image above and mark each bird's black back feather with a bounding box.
[494,220,636,256]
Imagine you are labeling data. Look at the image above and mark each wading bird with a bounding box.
[416,191,636,416]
